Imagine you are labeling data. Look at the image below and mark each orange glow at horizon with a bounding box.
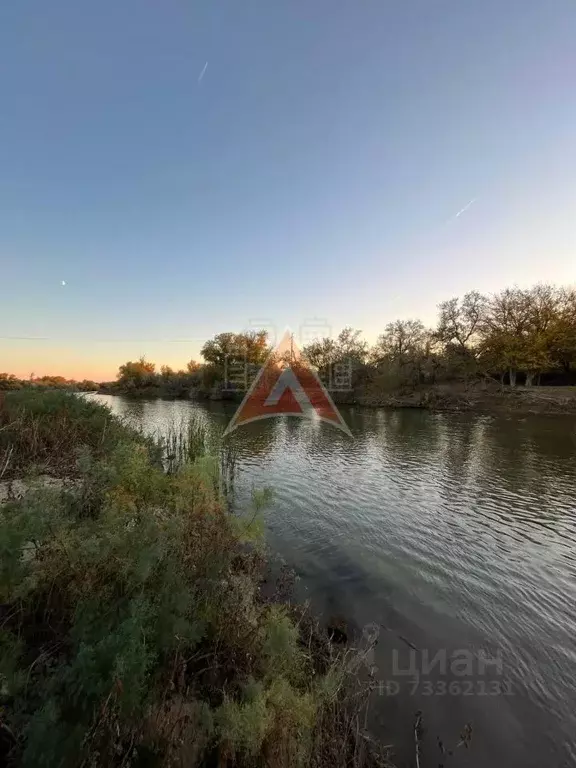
[0,342,204,383]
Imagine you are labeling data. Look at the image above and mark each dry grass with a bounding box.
[0,390,156,479]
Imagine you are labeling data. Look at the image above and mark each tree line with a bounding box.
[111,283,576,397]
[303,283,576,389]
[0,373,100,392]
[109,331,271,396]
[3,283,575,396]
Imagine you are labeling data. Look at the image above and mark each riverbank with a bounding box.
[99,380,576,416]
[0,391,391,767]
[351,383,576,415]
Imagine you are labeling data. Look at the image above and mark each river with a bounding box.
[90,394,576,768]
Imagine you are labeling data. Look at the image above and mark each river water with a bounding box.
[90,394,576,768]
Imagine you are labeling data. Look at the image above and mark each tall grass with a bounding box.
[0,390,158,479]
[161,415,209,473]
[157,415,239,503]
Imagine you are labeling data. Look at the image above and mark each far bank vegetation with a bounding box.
[105,283,576,399]
[3,283,575,402]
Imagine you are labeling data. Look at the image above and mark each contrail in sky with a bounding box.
[198,61,208,83]
[454,197,477,218]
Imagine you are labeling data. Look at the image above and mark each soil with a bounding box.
[351,384,576,415]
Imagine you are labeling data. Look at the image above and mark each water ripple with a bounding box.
[91,396,576,768]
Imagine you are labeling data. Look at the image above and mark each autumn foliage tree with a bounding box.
[479,285,571,386]
[117,356,156,389]
[186,359,201,374]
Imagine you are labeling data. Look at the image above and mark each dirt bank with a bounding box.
[343,385,576,416]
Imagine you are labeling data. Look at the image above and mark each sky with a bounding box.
[1,0,575,380]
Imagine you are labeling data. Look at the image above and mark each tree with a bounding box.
[201,331,269,368]
[77,380,99,392]
[186,359,201,374]
[302,327,367,381]
[0,373,21,390]
[334,327,368,365]
[241,330,270,366]
[332,327,369,386]
[436,291,487,351]
[370,320,434,387]
[477,285,570,386]
[481,288,531,386]
[548,287,576,374]
[435,291,487,380]
[117,357,156,388]
[521,285,560,385]
[302,337,337,373]
[371,320,428,366]
[201,333,236,367]
[33,375,70,388]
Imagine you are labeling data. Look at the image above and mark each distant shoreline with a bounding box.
[96,383,576,417]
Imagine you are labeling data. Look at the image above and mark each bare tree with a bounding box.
[436,291,487,356]
[371,320,429,367]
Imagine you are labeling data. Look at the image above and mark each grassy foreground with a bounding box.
[0,392,389,768]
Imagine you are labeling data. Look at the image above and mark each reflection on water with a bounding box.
[90,395,576,768]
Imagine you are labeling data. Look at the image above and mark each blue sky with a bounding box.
[1,0,575,379]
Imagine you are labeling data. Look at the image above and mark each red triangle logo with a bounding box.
[223,330,352,436]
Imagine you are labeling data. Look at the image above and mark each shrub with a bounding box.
[0,392,391,767]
